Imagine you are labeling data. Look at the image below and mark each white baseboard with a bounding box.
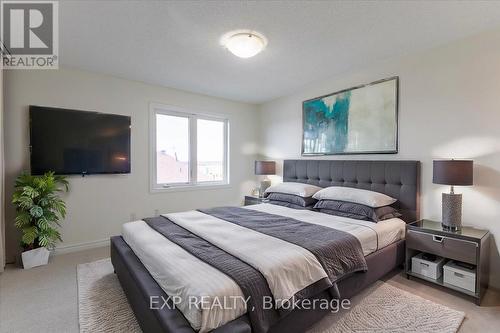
[52,238,110,255]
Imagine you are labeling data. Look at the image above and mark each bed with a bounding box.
[111,160,420,333]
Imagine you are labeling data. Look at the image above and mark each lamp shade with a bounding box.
[255,161,276,175]
[433,160,473,186]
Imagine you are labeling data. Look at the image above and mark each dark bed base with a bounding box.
[111,236,405,333]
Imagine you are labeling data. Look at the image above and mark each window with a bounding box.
[197,119,225,182]
[151,104,229,190]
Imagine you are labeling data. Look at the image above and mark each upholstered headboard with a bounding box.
[283,160,420,222]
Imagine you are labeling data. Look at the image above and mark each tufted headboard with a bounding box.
[283,160,420,222]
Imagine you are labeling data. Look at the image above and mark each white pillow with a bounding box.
[312,186,397,208]
[265,182,322,198]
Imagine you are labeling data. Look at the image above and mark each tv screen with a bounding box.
[30,106,131,175]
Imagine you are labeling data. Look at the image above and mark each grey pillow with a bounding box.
[266,192,317,207]
[314,200,401,222]
[268,200,314,210]
[316,208,371,221]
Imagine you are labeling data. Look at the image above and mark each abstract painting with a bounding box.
[302,77,398,155]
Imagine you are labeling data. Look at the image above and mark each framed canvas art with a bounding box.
[302,77,398,155]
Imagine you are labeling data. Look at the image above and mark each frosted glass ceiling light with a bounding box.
[220,30,267,58]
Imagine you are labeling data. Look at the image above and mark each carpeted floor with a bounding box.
[2,246,499,333]
[78,258,465,333]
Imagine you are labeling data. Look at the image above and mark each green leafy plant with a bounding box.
[12,172,69,250]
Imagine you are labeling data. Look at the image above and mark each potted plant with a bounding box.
[12,172,69,269]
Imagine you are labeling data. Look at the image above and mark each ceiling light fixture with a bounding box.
[220,30,268,58]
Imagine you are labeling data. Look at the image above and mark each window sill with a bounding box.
[150,183,231,193]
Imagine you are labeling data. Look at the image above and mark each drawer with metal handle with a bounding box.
[406,230,478,265]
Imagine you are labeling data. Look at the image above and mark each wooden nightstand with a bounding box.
[405,219,490,305]
[244,195,269,206]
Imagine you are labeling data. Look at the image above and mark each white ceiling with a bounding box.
[60,0,500,104]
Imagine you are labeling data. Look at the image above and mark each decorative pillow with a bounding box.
[312,186,397,208]
[266,192,317,207]
[314,200,402,222]
[265,182,322,198]
[268,200,314,210]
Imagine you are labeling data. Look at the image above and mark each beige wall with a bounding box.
[4,68,259,261]
[258,29,500,289]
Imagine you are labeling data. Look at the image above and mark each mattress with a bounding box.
[121,204,405,332]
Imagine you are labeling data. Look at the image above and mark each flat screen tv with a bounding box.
[30,106,131,175]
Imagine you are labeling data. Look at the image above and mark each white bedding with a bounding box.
[122,204,405,332]
[122,221,247,332]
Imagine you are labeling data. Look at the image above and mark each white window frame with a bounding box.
[149,103,230,192]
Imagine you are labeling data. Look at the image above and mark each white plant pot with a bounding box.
[21,247,50,269]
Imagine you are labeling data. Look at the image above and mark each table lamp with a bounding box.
[433,159,473,231]
[255,161,276,197]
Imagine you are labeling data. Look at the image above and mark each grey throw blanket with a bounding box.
[198,207,368,293]
[144,216,279,333]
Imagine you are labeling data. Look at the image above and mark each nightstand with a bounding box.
[405,219,490,305]
[244,195,269,206]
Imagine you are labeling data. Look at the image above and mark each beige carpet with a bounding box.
[77,258,465,333]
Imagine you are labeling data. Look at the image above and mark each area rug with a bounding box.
[77,258,141,333]
[77,258,465,333]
